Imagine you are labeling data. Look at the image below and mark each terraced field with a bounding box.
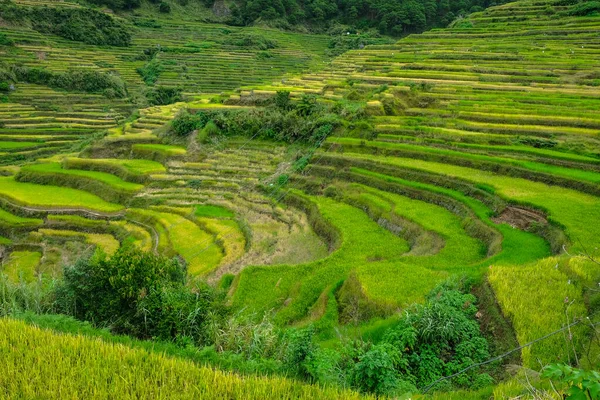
[223,0,600,370]
[0,0,331,164]
[1,0,599,396]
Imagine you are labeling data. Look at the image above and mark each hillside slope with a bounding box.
[0,0,598,396]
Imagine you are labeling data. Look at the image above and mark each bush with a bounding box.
[224,33,278,50]
[206,106,337,144]
[171,110,208,136]
[274,90,291,111]
[145,86,183,105]
[11,66,127,97]
[379,281,491,390]
[0,32,14,46]
[87,0,140,10]
[56,245,225,343]
[566,1,600,15]
[137,58,163,85]
[159,1,171,13]
[197,120,219,143]
[352,343,402,395]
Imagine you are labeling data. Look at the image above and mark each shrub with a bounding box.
[207,106,337,144]
[224,33,278,50]
[274,90,291,110]
[0,32,13,46]
[283,326,317,379]
[381,281,491,390]
[87,0,140,10]
[352,343,401,395]
[145,86,183,105]
[297,94,317,116]
[566,1,600,16]
[137,58,163,85]
[171,110,208,136]
[159,1,171,13]
[197,120,219,143]
[542,364,600,399]
[326,34,393,57]
[55,245,225,343]
[10,66,127,97]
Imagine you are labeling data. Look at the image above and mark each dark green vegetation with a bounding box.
[0,1,131,46]
[1,0,600,398]
[167,0,511,36]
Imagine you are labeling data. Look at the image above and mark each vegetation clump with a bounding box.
[56,245,226,342]
[223,33,278,50]
[0,32,14,46]
[0,3,132,46]
[145,86,183,105]
[9,65,127,98]
[177,92,342,144]
[221,0,510,36]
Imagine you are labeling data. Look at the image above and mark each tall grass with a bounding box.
[0,318,371,399]
[488,257,589,368]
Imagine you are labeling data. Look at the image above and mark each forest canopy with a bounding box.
[216,0,508,35]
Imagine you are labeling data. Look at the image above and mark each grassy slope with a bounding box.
[0,318,369,399]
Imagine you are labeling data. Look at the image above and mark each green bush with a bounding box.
[0,81,10,92]
[171,110,208,136]
[0,4,132,46]
[207,106,336,144]
[380,281,491,390]
[223,33,278,50]
[87,0,140,10]
[566,1,600,15]
[0,32,13,46]
[56,245,226,343]
[197,120,219,143]
[11,66,127,97]
[274,90,291,111]
[137,58,163,85]
[145,86,183,105]
[158,1,171,13]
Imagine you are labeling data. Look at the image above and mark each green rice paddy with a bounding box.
[0,0,599,396]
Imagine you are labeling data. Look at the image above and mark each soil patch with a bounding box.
[492,206,546,230]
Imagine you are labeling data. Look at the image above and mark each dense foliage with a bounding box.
[542,364,600,400]
[297,280,493,396]
[0,2,131,46]
[145,86,183,105]
[215,0,509,35]
[56,245,226,342]
[3,64,127,98]
[172,92,347,144]
[0,32,14,46]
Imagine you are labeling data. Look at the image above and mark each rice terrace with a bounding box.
[0,0,599,397]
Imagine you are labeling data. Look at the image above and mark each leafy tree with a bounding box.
[56,245,226,343]
[56,245,185,329]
